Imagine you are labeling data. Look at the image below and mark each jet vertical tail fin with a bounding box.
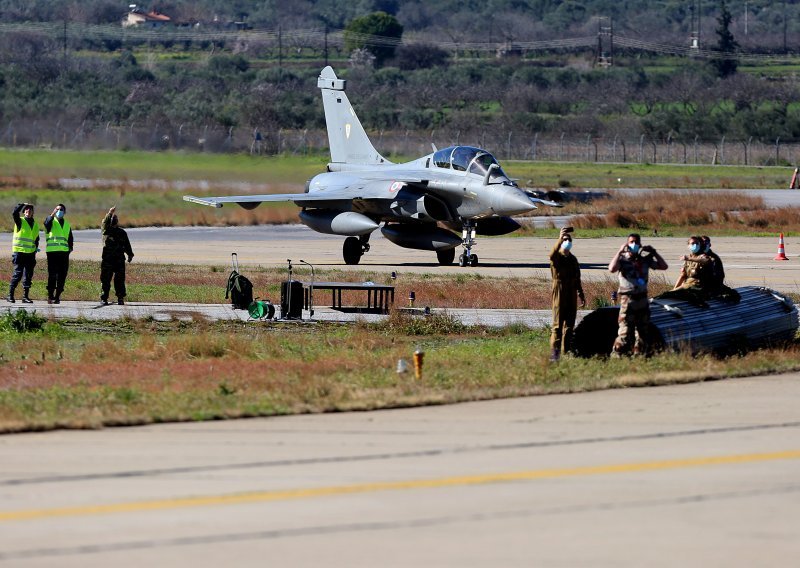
[318,66,392,166]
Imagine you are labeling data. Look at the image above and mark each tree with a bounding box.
[344,11,403,67]
[395,43,448,70]
[710,0,739,79]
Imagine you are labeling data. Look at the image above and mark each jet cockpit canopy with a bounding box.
[432,146,511,184]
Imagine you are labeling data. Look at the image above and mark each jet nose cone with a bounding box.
[492,187,537,216]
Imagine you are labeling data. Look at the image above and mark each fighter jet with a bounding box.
[184,66,559,266]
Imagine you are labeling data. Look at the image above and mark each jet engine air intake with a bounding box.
[390,194,451,222]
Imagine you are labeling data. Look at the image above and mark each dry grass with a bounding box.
[0,177,301,229]
[562,191,771,233]
[2,318,800,432]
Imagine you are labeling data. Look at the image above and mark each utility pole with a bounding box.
[278,25,282,78]
[324,25,328,67]
[698,0,701,45]
[597,16,612,68]
[783,0,788,54]
[744,1,748,36]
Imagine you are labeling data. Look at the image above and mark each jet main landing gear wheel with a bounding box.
[342,234,372,265]
[437,248,456,265]
[343,237,362,265]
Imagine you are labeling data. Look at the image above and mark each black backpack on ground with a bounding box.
[225,253,254,310]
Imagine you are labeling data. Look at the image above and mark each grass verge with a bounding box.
[1,314,798,433]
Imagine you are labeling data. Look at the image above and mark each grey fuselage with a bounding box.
[304,146,534,227]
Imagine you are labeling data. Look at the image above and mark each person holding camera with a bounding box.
[549,227,585,362]
[608,233,668,357]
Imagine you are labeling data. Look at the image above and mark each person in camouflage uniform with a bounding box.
[672,236,712,292]
[608,233,668,357]
[100,206,134,305]
[549,227,585,362]
[702,235,725,293]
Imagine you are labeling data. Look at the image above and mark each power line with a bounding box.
[0,23,795,64]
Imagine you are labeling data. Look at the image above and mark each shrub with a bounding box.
[381,310,467,335]
[0,309,46,333]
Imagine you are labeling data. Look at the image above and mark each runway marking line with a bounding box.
[2,449,799,523]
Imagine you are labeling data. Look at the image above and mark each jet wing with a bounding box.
[184,191,370,209]
[184,175,433,209]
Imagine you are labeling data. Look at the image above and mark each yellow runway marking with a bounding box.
[2,449,799,523]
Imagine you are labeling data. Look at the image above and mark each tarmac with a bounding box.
[3,373,799,566]
[0,300,556,328]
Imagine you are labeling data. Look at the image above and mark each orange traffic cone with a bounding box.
[775,233,789,260]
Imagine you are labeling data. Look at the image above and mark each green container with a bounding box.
[248,300,274,320]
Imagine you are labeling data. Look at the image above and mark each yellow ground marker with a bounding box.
[2,449,799,523]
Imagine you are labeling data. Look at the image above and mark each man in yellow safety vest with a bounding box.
[7,203,40,303]
[43,203,73,304]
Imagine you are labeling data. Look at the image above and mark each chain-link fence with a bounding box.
[1,120,798,167]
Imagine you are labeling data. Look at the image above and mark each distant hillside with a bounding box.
[0,0,796,51]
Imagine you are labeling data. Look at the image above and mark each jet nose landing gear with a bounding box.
[458,220,478,267]
[458,252,478,267]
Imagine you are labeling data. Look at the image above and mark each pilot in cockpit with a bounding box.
[432,146,511,184]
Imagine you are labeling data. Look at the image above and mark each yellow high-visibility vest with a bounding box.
[12,219,39,254]
[46,218,71,253]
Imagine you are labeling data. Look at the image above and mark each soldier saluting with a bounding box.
[7,203,40,304]
[99,206,134,305]
[44,203,73,304]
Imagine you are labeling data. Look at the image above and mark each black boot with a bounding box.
[53,293,61,304]
[5,288,14,303]
[21,289,33,304]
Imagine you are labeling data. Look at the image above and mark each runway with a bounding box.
[1,373,799,566]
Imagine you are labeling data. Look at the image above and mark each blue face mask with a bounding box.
[55,210,64,220]
[689,243,701,254]
[561,240,573,252]
[628,243,641,254]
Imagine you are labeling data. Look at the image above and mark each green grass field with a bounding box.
[0,148,794,188]
[0,149,326,183]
